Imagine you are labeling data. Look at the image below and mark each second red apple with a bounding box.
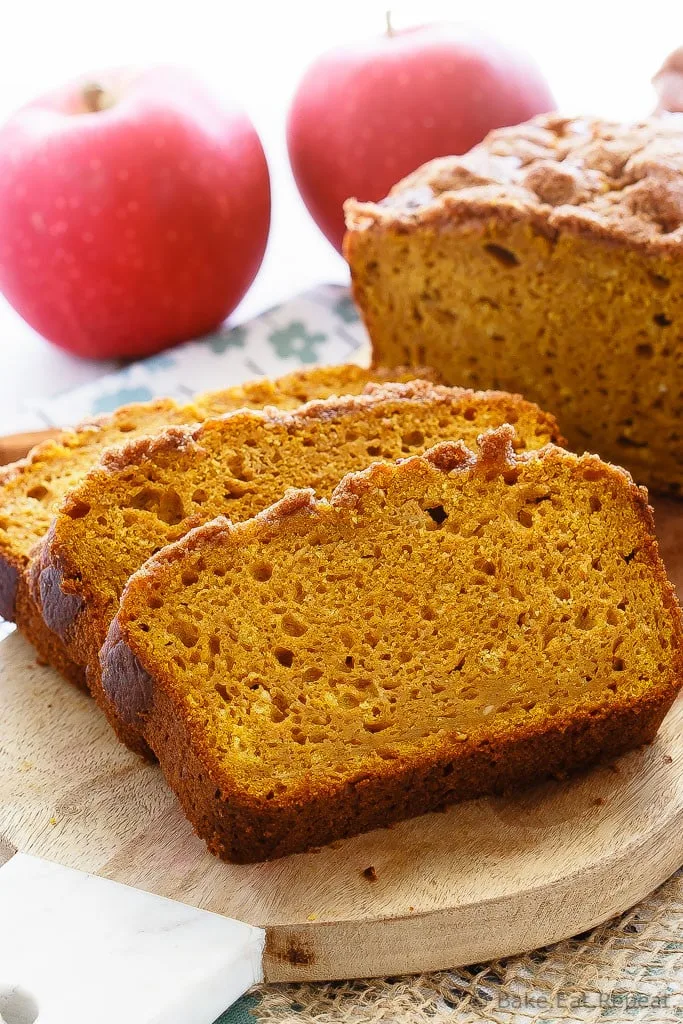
[287,21,554,252]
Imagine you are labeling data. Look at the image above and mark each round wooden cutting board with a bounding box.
[1,499,682,983]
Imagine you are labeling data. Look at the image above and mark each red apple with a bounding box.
[0,67,270,359]
[287,21,554,252]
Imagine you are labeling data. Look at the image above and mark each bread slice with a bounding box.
[344,114,683,495]
[33,382,561,754]
[100,427,683,862]
[0,364,427,686]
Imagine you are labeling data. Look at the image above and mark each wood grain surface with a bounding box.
[0,428,62,466]
[1,498,681,982]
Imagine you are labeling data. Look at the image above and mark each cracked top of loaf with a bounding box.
[344,113,683,254]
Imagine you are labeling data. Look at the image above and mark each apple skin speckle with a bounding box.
[0,66,270,359]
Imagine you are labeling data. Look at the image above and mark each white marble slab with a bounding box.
[0,854,265,1024]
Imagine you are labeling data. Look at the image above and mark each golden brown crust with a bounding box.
[33,383,561,757]
[101,431,683,862]
[344,113,683,255]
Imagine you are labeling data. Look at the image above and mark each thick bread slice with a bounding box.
[33,382,561,754]
[0,363,428,685]
[101,428,683,862]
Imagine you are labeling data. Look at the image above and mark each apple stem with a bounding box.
[82,83,111,114]
[385,10,394,36]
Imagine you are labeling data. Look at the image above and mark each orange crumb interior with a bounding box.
[121,450,679,801]
[0,364,420,571]
[348,221,683,494]
[56,389,556,637]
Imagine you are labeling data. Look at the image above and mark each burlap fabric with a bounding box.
[251,870,682,1023]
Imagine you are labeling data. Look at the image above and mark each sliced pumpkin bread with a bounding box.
[0,363,427,686]
[101,427,683,862]
[33,382,561,753]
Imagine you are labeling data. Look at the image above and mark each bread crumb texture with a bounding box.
[104,429,682,861]
[0,366,433,693]
[39,381,559,755]
[345,114,683,494]
[0,365,425,592]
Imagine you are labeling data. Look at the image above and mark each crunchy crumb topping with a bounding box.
[345,114,683,253]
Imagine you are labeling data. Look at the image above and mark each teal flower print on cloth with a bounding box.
[334,294,360,324]
[91,386,154,414]
[208,324,248,355]
[268,321,327,364]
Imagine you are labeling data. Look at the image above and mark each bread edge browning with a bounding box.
[100,429,683,862]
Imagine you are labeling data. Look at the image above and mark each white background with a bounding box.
[0,0,681,428]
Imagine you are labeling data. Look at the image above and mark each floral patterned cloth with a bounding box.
[24,284,368,429]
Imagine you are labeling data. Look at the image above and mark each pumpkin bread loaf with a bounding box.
[32,382,561,754]
[0,363,427,686]
[101,427,683,862]
[345,113,683,494]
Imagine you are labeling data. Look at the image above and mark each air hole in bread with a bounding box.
[27,484,49,501]
[575,607,596,631]
[303,667,323,682]
[364,720,390,733]
[474,557,496,576]
[129,486,185,525]
[181,569,199,586]
[654,313,672,327]
[66,499,91,519]
[590,495,602,513]
[274,646,294,668]
[425,505,447,525]
[251,561,273,582]
[281,612,307,637]
[517,508,533,528]
[402,429,424,447]
[484,243,519,267]
[170,617,199,648]
[616,435,648,449]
